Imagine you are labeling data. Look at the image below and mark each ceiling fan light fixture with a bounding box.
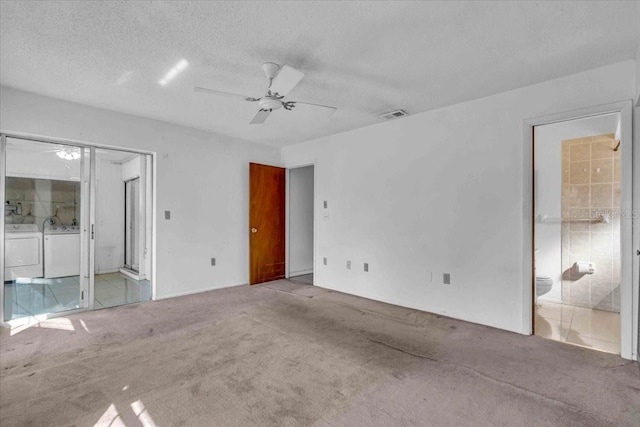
[259,96,283,111]
[56,147,81,160]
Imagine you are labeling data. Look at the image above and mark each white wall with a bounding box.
[282,60,636,334]
[121,155,141,182]
[0,86,281,299]
[289,166,314,276]
[636,44,640,104]
[534,114,620,303]
[95,157,124,274]
[5,138,81,181]
[635,45,640,360]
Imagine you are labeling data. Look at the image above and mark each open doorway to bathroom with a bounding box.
[533,113,623,354]
[287,165,314,285]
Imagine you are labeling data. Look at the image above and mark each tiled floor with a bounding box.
[535,300,620,354]
[93,272,151,309]
[3,272,151,321]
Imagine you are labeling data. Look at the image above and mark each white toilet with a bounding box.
[534,248,554,302]
[536,277,553,297]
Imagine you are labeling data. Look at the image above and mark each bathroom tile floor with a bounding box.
[3,272,151,321]
[535,300,620,354]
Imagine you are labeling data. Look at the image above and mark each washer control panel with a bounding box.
[44,225,81,235]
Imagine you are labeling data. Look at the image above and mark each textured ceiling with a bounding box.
[1,1,639,147]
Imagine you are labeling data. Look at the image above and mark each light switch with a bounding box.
[164,211,171,220]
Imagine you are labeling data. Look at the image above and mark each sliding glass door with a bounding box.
[1,136,153,323]
[2,137,89,322]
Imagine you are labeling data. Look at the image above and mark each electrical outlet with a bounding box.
[443,273,450,284]
[211,257,216,266]
[323,200,328,209]
[364,263,369,272]
[323,257,327,265]
[346,260,351,269]
[164,210,171,220]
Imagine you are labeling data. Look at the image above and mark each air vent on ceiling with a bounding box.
[379,109,408,120]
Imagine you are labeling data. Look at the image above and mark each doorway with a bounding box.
[287,165,314,285]
[1,135,154,324]
[529,105,636,360]
[248,163,286,285]
[247,162,315,286]
[93,147,151,310]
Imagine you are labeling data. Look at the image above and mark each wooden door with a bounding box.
[249,163,285,285]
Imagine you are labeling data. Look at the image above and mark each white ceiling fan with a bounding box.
[195,62,337,124]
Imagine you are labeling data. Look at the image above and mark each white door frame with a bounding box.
[79,146,91,310]
[523,100,637,361]
[0,131,156,326]
[284,161,316,283]
[0,135,6,326]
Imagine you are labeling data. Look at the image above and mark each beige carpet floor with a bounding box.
[1,280,639,426]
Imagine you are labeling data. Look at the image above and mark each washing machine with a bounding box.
[44,225,80,278]
[5,224,43,280]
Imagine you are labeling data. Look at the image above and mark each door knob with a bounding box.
[250,228,258,233]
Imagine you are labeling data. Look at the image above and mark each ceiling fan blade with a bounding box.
[194,87,259,101]
[269,65,304,97]
[293,101,337,112]
[250,109,271,124]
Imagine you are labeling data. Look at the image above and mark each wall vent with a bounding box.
[379,109,408,120]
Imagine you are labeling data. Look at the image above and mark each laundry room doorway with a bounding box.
[0,135,155,325]
[1,136,90,322]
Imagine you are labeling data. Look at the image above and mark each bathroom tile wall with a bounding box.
[561,134,621,312]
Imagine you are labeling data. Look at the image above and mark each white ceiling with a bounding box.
[1,1,638,148]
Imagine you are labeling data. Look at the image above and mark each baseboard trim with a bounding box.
[96,268,120,275]
[157,282,247,300]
